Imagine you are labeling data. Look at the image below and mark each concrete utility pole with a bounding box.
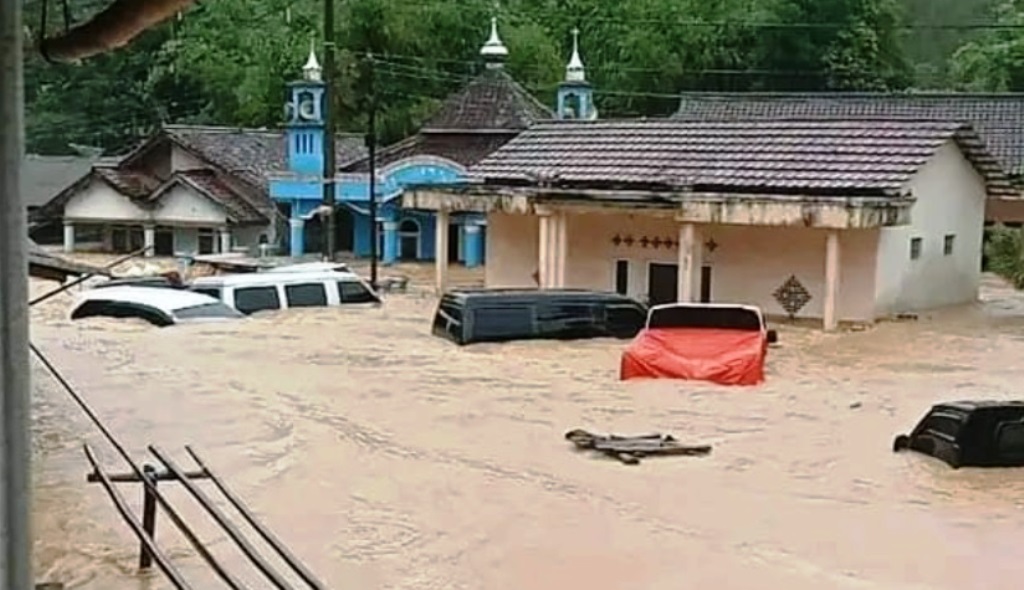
[321,0,337,261]
[0,0,35,586]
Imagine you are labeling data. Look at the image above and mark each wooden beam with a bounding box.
[40,0,195,63]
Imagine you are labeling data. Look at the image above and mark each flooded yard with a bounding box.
[28,263,1024,589]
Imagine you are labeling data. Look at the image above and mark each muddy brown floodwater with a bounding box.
[26,262,1024,590]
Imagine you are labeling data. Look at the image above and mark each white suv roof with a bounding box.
[75,285,223,312]
[192,269,363,288]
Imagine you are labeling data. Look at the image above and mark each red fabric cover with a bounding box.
[620,327,767,386]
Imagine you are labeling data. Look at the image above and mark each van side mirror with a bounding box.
[766,329,778,344]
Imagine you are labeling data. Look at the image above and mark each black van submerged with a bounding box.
[893,400,1024,468]
[432,288,648,345]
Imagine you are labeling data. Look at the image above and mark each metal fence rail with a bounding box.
[30,271,331,589]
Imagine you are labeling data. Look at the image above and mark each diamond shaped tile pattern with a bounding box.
[774,275,812,317]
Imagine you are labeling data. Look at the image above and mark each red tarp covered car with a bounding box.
[620,303,777,386]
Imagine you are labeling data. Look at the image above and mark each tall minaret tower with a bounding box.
[284,41,327,176]
[557,28,596,120]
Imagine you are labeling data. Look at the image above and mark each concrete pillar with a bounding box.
[382,220,398,265]
[62,221,75,253]
[435,210,450,294]
[554,213,568,288]
[677,223,698,302]
[143,225,155,257]
[289,218,305,258]
[537,213,552,288]
[464,223,483,268]
[218,228,232,254]
[823,230,841,331]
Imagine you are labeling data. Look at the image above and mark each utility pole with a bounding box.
[321,0,337,261]
[366,53,379,288]
[0,0,34,586]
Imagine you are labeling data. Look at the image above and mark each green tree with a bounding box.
[950,1,1024,91]
[985,224,1024,289]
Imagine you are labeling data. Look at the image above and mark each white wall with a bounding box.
[874,141,986,315]
[170,146,206,172]
[487,210,881,323]
[153,185,228,225]
[65,179,148,222]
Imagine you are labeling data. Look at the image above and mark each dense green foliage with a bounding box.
[21,0,1023,155]
[985,225,1024,289]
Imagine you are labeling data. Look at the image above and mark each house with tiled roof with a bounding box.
[405,118,1015,330]
[299,18,588,267]
[673,92,1024,224]
[34,123,365,257]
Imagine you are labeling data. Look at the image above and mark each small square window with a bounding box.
[944,234,955,256]
[910,237,923,260]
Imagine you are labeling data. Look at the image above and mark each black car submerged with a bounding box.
[893,400,1024,468]
[432,288,648,345]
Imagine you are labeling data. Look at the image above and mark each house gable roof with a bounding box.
[467,118,1017,198]
[674,92,1024,179]
[148,170,267,224]
[421,68,554,133]
[20,155,116,208]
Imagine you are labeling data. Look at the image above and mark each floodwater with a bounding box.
[27,260,1024,590]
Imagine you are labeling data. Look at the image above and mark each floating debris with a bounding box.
[565,429,712,465]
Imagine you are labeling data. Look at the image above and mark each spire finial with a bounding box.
[565,27,585,82]
[303,38,322,82]
[480,15,509,68]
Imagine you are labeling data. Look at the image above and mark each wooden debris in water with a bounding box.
[564,429,712,465]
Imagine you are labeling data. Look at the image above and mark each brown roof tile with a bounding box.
[421,68,553,132]
[171,170,268,224]
[468,119,1017,198]
[94,167,161,199]
[674,92,1024,178]
[342,133,518,172]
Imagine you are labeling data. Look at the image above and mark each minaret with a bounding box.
[480,16,508,70]
[284,40,326,177]
[557,28,596,120]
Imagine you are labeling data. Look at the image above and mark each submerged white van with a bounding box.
[190,270,381,315]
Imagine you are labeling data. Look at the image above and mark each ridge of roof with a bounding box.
[420,68,554,133]
[466,117,1015,198]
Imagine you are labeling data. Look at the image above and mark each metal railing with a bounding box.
[30,252,330,589]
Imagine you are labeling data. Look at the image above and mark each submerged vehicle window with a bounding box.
[192,287,221,300]
[173,302,243,320]
[234,286,281,314]
[71,300,173,327]
[918,412,965,440]
[285,283,328,307]
[472,306,535,339]
[338,281,379,303]
[433,300,462,329]
[996,422,1024,457]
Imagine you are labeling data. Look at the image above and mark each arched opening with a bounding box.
[562,92,580,119]
[398,218,420,260]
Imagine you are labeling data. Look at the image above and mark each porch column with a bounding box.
[677,223,699,302]
[289,218,305,258]
[554,213,568,288]
[823,230,841,331]
[464,223,483,268]
[537,212,553,288]
[143,224,156,257]
[218,228,232,254]
[382,220,398,265]
[62,221,75,253]
[435,209,450,293]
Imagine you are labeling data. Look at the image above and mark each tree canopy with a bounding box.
[21,0,1018,155]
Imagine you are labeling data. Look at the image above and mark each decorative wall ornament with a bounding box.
[773,275,812,318]
[705,238,719,253]
[611,234,679,249]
